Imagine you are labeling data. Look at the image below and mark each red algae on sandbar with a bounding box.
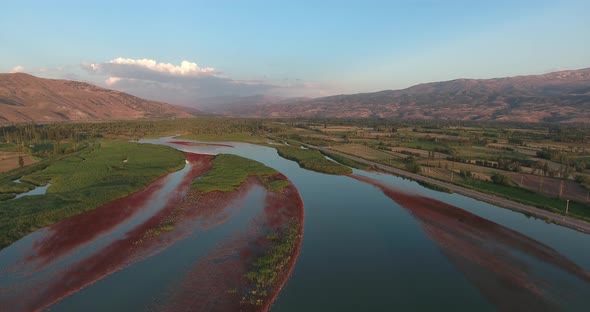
[350,174,590,311]
[157,173,304,312]
[0,152,304,312]
[0,153,214,312]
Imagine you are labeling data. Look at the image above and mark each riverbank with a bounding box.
[297,143,590,234]
[0,141,186,250]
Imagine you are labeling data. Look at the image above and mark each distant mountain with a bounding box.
[0,73,197,124]
[218,68,590,123]
[194,95,309,115]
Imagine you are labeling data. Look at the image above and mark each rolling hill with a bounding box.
[208,68,590,123]
[0,73,197,124]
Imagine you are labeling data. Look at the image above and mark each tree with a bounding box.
[404,157,421,173]
[491,172,511,185]
[18,156,24,168]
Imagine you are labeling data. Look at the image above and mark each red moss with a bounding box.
[350,174,590,310]
[261,176,304,312]
[0,153,214,311]
[0,154,305,312]
[158,173,304,312]
[24,153,213,269]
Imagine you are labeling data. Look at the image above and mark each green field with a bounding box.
[276,146,352,175]
[319,150,372,170]
[0,143,18,152]
[0,141,185,249]
[462,179,590,221]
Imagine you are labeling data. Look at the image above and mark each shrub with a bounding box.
[491,172,511,186]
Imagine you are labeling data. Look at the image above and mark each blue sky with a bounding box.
[1,0,589,104]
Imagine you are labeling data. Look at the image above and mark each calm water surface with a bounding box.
[1,137,588,311]
[144,138,590,311]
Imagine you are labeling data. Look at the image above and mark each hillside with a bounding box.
[213,68,590,123]
[0,73,197,124]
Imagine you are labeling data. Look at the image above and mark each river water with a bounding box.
[1,137,589,311]
[145,138,590,311]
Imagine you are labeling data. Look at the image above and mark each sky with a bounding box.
[1,0,589,105]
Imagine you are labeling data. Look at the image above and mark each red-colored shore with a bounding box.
[169,141,234,148]
[350,173,590,310]
[158,173,304,312]
[0,152,305,312]
[0,153,214,311]
[262,176,304,312]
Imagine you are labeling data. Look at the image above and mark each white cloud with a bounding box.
[105,76,121,86]
[82,57,333,104]
[82,57,276,102]
[10,66,25,73]
[87,58,216,78]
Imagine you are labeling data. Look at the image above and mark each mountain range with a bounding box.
[199,68,590,123]
[1,68,589,124]
[0,73,196,124]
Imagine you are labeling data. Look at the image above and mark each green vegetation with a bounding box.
[0,181,35,194]
[0,141,185,249]
[192,154,287,193]
[319,150,372,170]
[0,143,17,152]
[404,157,421,174]
[462,179,590,221]
[142,223,176,239]
[491,172,511,185]
[266,119,590,223]
[416,181,452,193]
[264,179,290,192]
[276,146,352,175]
[242,221,300,307]
[0,194,15,201]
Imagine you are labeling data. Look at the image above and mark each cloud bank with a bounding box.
[83,58,279,104]
[10,66,25,73]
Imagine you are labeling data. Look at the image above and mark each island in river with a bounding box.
[0,141,303,311]
[0,135,589,311]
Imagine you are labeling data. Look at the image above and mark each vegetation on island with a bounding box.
[187,153,300,308]
[192,154,288,193]
[276,145,352,175]
[0,141,185,249]
[242,221,300,307]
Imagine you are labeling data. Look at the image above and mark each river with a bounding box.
[1,137,589,311]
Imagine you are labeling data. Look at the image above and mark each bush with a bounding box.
[405,160,421,173]
[491,172,511,185]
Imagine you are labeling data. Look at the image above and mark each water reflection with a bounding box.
[351,174,590,310]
